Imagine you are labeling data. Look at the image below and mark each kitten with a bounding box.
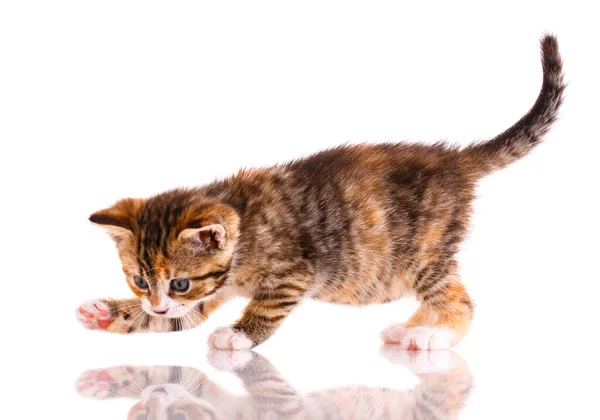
[77,35,564,350]
[76,350,472,419]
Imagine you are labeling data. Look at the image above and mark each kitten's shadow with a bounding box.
[76,347,472,419]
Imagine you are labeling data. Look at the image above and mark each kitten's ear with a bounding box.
[178,224,227,251]
[89,198,144,243]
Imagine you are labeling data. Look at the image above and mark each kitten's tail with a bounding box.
[462,35,565,177]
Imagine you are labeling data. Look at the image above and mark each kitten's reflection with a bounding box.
[76,347,472,419]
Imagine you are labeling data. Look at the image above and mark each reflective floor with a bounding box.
[9,297,597,419]
[75,348,471,419]
[9,307,600,420]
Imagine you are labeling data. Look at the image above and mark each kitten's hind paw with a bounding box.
[76,300,114,331]
[208,326,254,350]
[381,324,452,350]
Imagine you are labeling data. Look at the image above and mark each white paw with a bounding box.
[75,369,115,399]
[208,350,254,371]
[76,300,114,331]
[208,326,254,350]
[380,325,452,350]
[380,346,452,373]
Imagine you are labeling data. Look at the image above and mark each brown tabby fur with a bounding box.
[83,35,564,348]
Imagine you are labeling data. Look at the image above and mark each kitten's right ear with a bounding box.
[89,198,144,243]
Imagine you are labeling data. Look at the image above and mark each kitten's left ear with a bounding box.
[89,198,144,243]
[178,224,228,251]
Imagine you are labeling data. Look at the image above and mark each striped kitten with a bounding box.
[76,350,472,419]
[77,35,564,350]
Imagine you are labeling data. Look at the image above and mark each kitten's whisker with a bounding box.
[194,307,207,323]
[128,308,147,330]
[144,267,158,276]
[183,312,193,331]
[122,372,144,394]
[181,365,202,392]
[114,302,142,311]
[127,375,146,395]
[183,308,199,330]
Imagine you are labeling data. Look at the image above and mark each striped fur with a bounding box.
[463,35,565,175]
[78,35,565,349]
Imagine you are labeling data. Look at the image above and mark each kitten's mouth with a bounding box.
[149,305,192,319]
[154,311,182,318]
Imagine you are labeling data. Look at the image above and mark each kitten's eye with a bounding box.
[170,279,190,293]
[133,276,149,290]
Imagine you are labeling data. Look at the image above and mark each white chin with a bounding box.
[164,305,195,318]
[162,310,186,318]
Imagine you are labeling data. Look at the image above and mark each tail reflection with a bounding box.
[76,347,472,419]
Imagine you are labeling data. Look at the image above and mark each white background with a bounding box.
[1,1,598,418]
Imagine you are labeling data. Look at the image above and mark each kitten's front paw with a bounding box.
[381,325,452,350]
[208,326,254,350]
[208,350,254,371]
[76,300,114,331]
[75,369,116,399]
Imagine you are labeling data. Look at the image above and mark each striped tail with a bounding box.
[463,35,565,176]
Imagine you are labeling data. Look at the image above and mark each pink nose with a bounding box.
[152,304,169,315]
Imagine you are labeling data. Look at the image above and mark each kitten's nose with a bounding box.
[152,304,169,315]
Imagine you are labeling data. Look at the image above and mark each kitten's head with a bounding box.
[90,189,239,318]
[128,383,217,420]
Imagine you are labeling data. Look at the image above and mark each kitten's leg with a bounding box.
[76,365,206,400]
[380,347,473,416]
[76,297,224,334]
[209,350,304,416]
[76,365,144,400]
[76,365,169,399]
[208,281,306,349]
[381,263,473,350]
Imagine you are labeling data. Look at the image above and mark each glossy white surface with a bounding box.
[2,1,598,418]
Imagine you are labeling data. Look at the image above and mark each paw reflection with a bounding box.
[76,349,472,419]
